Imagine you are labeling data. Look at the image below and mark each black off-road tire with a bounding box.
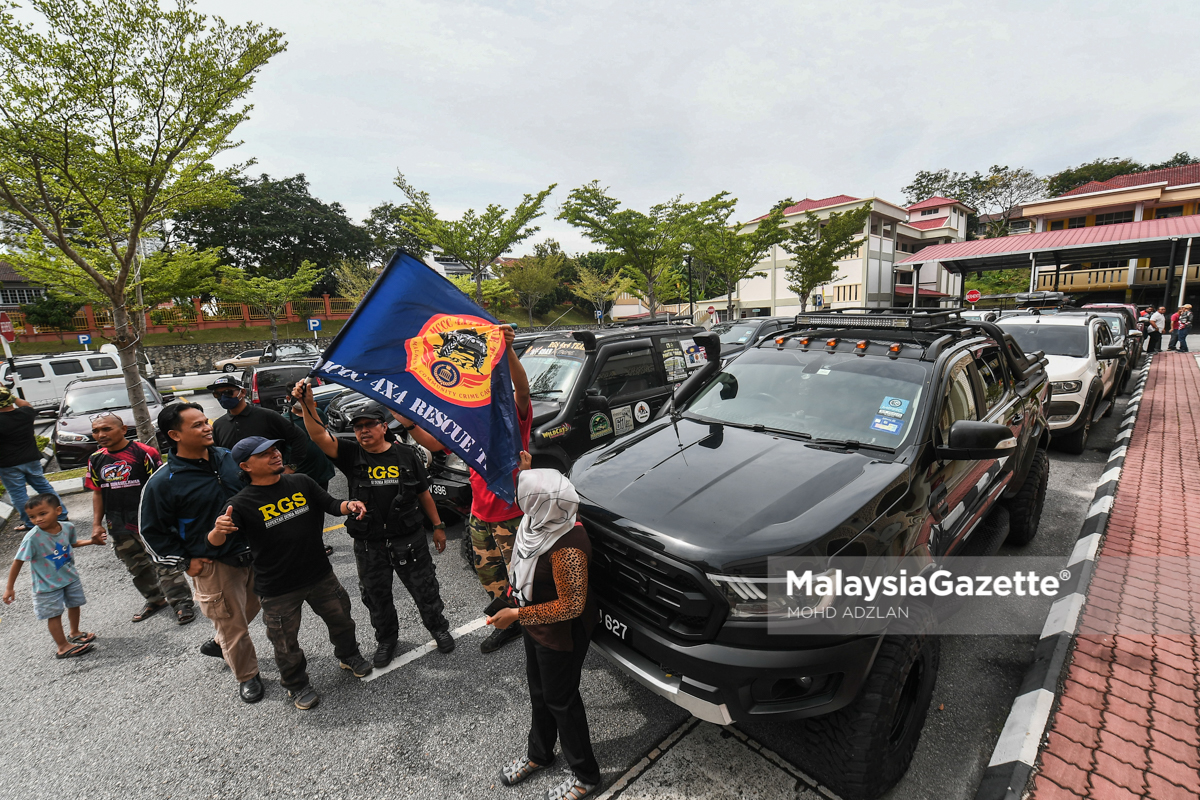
[1003,449,1049,546]
[793,608,940,800]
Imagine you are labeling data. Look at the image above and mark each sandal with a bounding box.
[67,631,96,645]
[500,758,551,787]
[546,777,598,800]
[55,642,94,659]
[176,605,196,625]
[132,601,167,623]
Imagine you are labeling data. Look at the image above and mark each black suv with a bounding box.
[570,308,1052,800]
[244,361,327,412]
[710,316,795,362]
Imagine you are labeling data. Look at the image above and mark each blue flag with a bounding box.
[313,251,521,503]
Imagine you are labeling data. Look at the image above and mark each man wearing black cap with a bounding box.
[211,436,374,709]
[291,381,455,667]
[208,375,308,471]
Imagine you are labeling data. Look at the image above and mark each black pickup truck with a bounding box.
[570,308,1052,800]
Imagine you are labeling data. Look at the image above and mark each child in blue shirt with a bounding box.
[3,494,106,658]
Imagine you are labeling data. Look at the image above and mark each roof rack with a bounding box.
[792,307,966,331]
[609,314,694,328]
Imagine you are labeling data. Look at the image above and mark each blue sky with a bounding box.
[201,0,1199,254]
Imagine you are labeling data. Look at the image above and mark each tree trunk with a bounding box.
[112,298,156,445]
[726,288,734,318]
[646,281,657,321]
[527,304,534,328]
[474,270,484,305]
[269,311,279,344]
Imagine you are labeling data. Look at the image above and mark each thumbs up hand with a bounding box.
[208,505,238,545]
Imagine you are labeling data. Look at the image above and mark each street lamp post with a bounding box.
[682,244,695,321]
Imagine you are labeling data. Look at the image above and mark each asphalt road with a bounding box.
[0,362,1141,800]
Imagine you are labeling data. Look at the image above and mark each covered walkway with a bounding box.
[896,216,1200,308]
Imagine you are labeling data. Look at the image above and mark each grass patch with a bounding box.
[44,467,86,481]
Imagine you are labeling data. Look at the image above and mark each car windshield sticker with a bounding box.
[589,412,613,440]
[633,400,651,423]
[737,336,749,343]
[870,415,904,435]
[524,340,586,361]
[612,405,635,436]
[816,367,831,375]
[660,340,688,382]
[680,338,708,369]
[878,396,910,418]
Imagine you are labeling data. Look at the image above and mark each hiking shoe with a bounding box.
[373,640,397,668]
[289,685,320,710]
[339,653,374,678]
[434,629,455,654]
[480,622,522,653]
[199,638,223,658]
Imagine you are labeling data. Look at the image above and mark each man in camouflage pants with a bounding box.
[87,413,194,624]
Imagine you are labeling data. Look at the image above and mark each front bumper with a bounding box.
[1045,394,1086,432]
[53,441,96,469]
[591,610,883,723]
[429,472,471,511]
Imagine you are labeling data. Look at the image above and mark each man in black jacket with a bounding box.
[139,402,264,704]
[212,436,373,710]
[209,375,307,466]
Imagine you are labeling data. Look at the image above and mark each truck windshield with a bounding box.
[63,380,156,417]
[997,322,1089,357]
[712,324,759,345]
[521,340,587,399]
[682,349,930,446]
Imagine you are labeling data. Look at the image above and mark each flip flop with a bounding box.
[132,601,168,623]
[67,632,96,645]
[55,642,94,659]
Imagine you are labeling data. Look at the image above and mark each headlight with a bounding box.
[443,452,468,472]
[708,573,834,619]
[1050,381,1082,394]
[56,431,91,443]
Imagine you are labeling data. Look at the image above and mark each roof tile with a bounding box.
[906,196,961,211]
[1060,164,1200,197]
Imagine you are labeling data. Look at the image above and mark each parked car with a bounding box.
[1081,302,1144,342]
[52,375,167,468]
[0,351,125,414]
[1089,311,1141,389]
[710,316,796,362]
[570,308,1051,800]
[242,361,327,413]
[260,342,322,364]
[997,311,1123,454]
[213,348,265,373]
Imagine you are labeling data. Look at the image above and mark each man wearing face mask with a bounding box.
[208,375,308,472]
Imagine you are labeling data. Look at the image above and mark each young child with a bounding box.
[3,494,106,658]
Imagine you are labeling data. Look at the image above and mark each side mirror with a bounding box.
[937,420,1018,460]
[1098,345,1124,359]
[584,390,609,413]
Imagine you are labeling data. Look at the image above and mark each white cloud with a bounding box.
[202,0,1199,254]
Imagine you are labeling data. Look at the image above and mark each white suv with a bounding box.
[997,312,1123,454]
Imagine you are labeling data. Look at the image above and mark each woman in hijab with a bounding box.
[487,458,600,800]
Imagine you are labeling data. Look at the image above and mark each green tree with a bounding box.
[447,275,515,310]
[496,253,564,327]
[20,293,83,342]
[1146,151,1199,170]
[572,264,631,323]
[558,182,735,320]
[696,201,790,317]
[174,173,372,292]
[0,0,284,443]
[139,245,221,338]
[781,203,873,311]
[1045,157,1146,197]
[334,259,378,304]
[364,201,431,264]
[215,261,320,344]
[977,166,1047,238]
[964,269,1031,297]
[393,172,555,304]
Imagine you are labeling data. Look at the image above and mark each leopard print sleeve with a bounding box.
[517,547,589,626]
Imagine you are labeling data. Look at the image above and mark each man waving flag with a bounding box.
[312,251,521,502]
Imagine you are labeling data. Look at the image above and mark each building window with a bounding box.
[1094,211,1134,226]
[1049,220,1066,231]
[1009,220,1032,232]
[1155,206,1184,219]
[1068,217,1086,229]
[920,209,939,216]
[0,288,45,305]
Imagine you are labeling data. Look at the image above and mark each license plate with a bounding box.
[431,484,447,496]
[598,608,628,640]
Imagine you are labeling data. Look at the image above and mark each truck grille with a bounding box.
[587,520,726,642]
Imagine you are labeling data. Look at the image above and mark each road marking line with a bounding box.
[360,616,488,683]
[323,523,345,532]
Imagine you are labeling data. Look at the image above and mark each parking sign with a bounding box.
[307,318,322,331]
[78,333,91,345]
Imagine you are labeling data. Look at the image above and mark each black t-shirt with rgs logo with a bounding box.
[332,439,430,541]
[227,473,344,597]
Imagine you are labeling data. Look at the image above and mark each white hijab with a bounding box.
[508,469,579,606]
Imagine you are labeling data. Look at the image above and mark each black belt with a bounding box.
[216,551,254,568]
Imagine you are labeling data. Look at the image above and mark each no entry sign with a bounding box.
[0,312,14,343]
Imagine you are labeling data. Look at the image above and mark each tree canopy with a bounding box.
[364,201,431,264]
[695,201,789,316]
[393,172,555,303]
[174,173,372,292]
[0,0,285,442]
[496,253,564,327]
[214,260,320,343]
[902,166,1044,238]
[558,182,735,319]
[1046,152,1200,196]
[780,203,872,311]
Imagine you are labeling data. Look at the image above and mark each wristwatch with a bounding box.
[433,522,446,530]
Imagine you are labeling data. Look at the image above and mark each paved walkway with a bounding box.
[1030,352,1200,799]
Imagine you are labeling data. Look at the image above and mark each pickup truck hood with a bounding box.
[571,417,909,571]
[1043,354,1092,382]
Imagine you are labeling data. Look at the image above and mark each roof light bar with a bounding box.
[793,307,966,331]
